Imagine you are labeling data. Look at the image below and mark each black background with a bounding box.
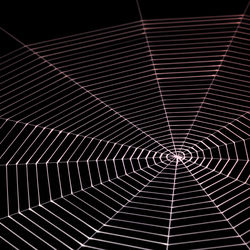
[0,0,249,56]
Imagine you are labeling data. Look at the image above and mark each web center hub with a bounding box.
[167,151,185,161]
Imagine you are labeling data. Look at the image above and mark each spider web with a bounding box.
[0,3,249,249]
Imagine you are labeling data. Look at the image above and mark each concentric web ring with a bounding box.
[0,2,249,249]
